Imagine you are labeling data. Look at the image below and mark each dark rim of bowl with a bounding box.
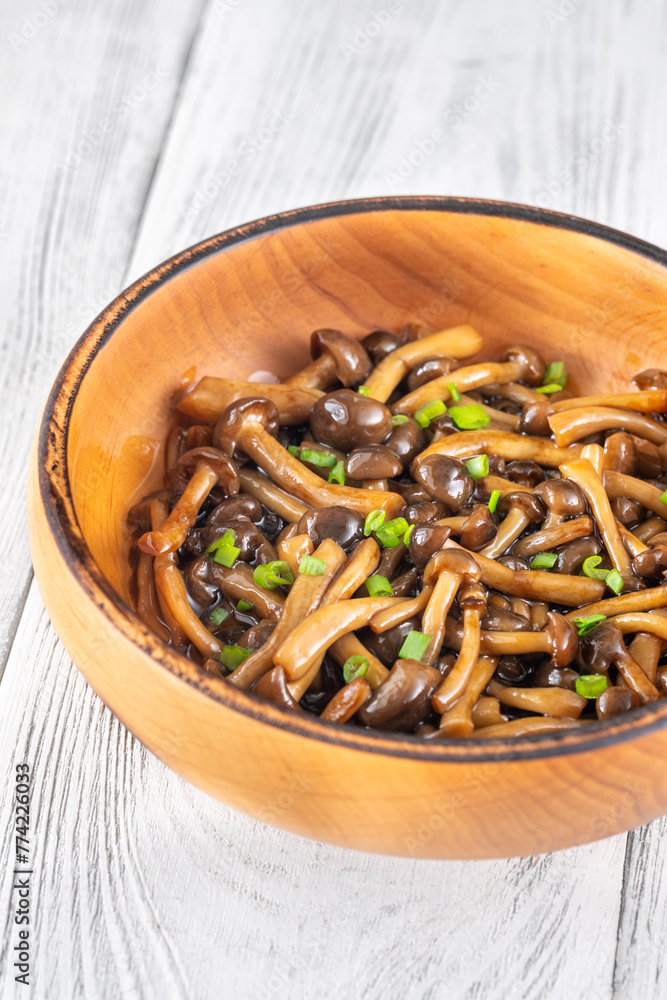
[36,195,667,764]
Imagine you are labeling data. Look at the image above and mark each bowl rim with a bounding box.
[35,194,667,764]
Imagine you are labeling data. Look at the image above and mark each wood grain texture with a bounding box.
[2,0,667,996]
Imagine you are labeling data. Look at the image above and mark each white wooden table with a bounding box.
[1,2,666,997]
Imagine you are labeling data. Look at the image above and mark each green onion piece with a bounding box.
[466,454,489,479]
[660,489,667,505]
[488,489,501,514]
[343,655,369,684]
[219,644,254,671]
[404,523,415,546]
[299,555,326,576]
[581,555,609,582]
[449,404,490,430]
[447,382,461,402]
[205,528,237,556]
[299,447,336,467]
[237,600,253,612]
[287,445,299,457]
[358,386,370,397]
[575,674,608,699]
[364,508,386,536]
[605,569,624,595]
[543,361,567,387]
[366,574,393,597]
[209,607,229,625]
[398,630,432,662]
[530,551,558,569]
[253,560,295,589]
[212,544,240,567]
[573,613,607,636]
[536,384,564,394]
[414,399,448,428]
[376,516,410,548]
[328,460,345,486]
[390,414,410,426]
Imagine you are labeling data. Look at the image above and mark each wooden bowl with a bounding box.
[28,197,667,859]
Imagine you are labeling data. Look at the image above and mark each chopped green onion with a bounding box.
[398,630,432,662]
[237,600,253,612]
[206,528,236,555]
[328,460,345,485]
[300,447,336,468]
[287,444,299,457]
[543,361,567,387]
[219,644,254,671]
[573,613,607,636]
[253,560,295,589]
[581,555,609,582]
[366,574,393,597]
[358,386,370,397]
[536,384,564,394]
[415,399,448,428]
[466,454,489,479]
[605,568,624,595]
[390,414,410,426]
[404,523,415,546]
[343,655,369,684]
[364,509,386,536]
[660,489,667,506]
[209,607,229,625]
[575,674,608,699]
[376,516,410,548]
[449,404,490,430]
[447,382,461,402]
[488,489,501,513]
[299,555,326,576]
[530,551,558,569]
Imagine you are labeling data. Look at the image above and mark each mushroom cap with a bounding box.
[534,662,579,689]
[412,455,474,511]
[545,611,578,667]
[459,581,487,612]
[533,479,586,519]
[345,444,403,481]
[422,547,480,587]
[402,501,442,525]
[383,417,426,468]
[603,432,638,476]
[555,535,601,575]
[183,554,219,606]
[610,495,644,528]
[127,488,171,531]
[579,623,628,673]
[482,607,532,632]
[309,388,393,451]
[253,665,300,711]
[460,504,498,552]
[632,368,667,390]
[296,506,363,553]
[596,685,641,720]
[518,400,554,437]
[505,460,545,488]
[310,329,372,387]
[406,355,458,391]
[361,329,402,364]
[357,658,441,732]
[497,490,546,523]
[408,523,452,571]
[207,494,263,525]
[178,446,239,494]
[500,344,546,386]
[213,397,280,461]
[632,543,667,579]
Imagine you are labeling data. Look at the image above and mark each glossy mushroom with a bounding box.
[177,376,322,424]
[285,328,372,390]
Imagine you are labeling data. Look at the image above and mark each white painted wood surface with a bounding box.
[1,1,667,997]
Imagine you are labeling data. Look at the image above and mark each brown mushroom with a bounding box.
[595,686,641,720]
[477,612,578,665]
[432,581,487,713]
[361,330,402,364]
[309,388,393,451]
[469,717,588,738]
[214,396,403,518]
[552,390,667,414]
[559,458,633,580]
[602,432,639,475]
[285,329,372,389]
[412,455,474,511]
[407,356,458,391]
[177,375,322,424]
[549,406,667,448]
[532,479,587,529]
[412,430,583,472]
[579,623,659,703]
[563,582,667,623]
[436,656,498,737]
[610,495,645,529]
[628,630,662,685]
[383,417,426,467]
[421,549,481,665]
[329,634,389,688]
[208,561,285,620]
[253,665,301,711]
[518,400,554,437]
[632,543,667,579]
[370,587,433,633]
[237,469,309,522]
[460,504,498,551]
[357,658,442,732]
[297,506,364,553]
[533,663,579,690]
[471,695,507,729]
[487,678,586,718]
[362,324,483,402]
[603,470,667,521]
[512,515,594,559]
[320,677,373,723]
[345,444,402,482]
[479,491,545,558]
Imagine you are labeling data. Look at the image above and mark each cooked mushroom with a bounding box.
[552,389,667,414]
[238,468,309,522]
[518,400,555,437]
[431,581,487,713]
[579,623,659,703]
[297,506,364,553]
[436,656,499,737]
[320,677,373,723]
[487,678,586,718]
[595,686,641,720]
[602,432,639,475]
[421,549,481,665]
[177,375,322,424]
[309,388,393,451]
[285,329,372,389]
[469,717,588,738]
[362,329,402,364]
[532,479,586,529]
[406,356,458,391]
[471,695,507,729]
[550,406,667,448]
[559,458,633,580]
[459,504,498,551]
[383,417,426,467]
[479,491,545,558]
[412,455,474,511]
[357,658,441,732]
[512,515,594,559]
[345,444,402,482]
[253,665,301,711]
[412,430,582,472]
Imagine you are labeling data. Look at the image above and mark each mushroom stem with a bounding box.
[482,382,543,405]
[140,463,218,555]
[420,575,459,664]
[413,431,582,471]
[151,497,188,647]
[633,515,667,543]
[472,695,507,729]
[154,563,222,658]
[559,458,633,578]
[479,627,575,663]
[238,469,309,522]
[616,523,647,559]
[512,515,594,558]
[363,325,483,401]
[432,590,485,713]
[603,470,667,520]
[277,532,314,577]
[580,443,605,476]
[370,586,433,633]
[329,635,389,688]
[228,539,346,689]
[238,421,405,517]
[563,583,667,623]
[552,390,667,413]
[628,631,663,684]
[322,538,381,605]
[320,678,372,723]
[437,656,498,737]
[285,353,337,389]
[469,718,588,738]
[609,612,667,642]
[392,359,537,415]
[444,539,605,605]
[275,596,407,681]
[136,552,170,643]
[177,376,322,424]
[479,506,531,558]
[487,679,586,718]
[208,562,285,620]
[550,407,667,448]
